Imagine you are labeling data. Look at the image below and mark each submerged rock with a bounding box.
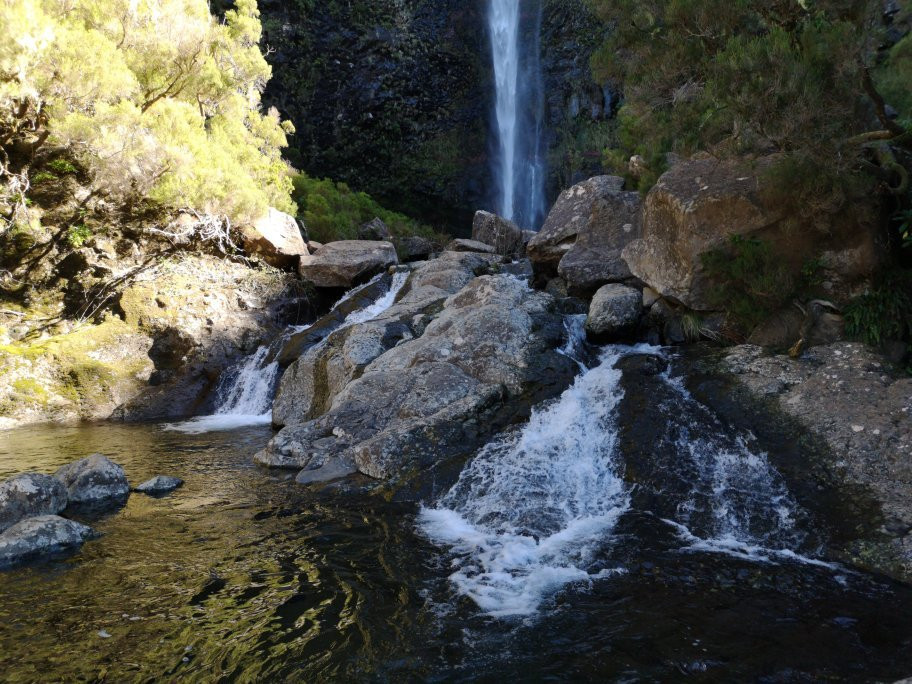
[259,271,576,484]
[298,241,398,288]
[54,454,130,505]
[0,473,68,534]
[0,515,96,568]
[135,476,183,495]
[471,211,524,256]
[241,208,309,269]
[585,284,643,340]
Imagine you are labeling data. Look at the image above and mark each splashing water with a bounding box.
[165,271,409,434]
[418,345,657,617]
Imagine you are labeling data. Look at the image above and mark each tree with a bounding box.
[0,0,295,225]
[587,0,911,196]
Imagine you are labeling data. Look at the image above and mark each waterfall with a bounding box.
[488,0,547,230]
[165,271,409,434]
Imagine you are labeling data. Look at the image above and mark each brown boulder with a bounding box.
[472,211,524,256]
[241,208,308,269]
[622,155,886,311]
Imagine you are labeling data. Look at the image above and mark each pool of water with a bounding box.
[1,420,911,682]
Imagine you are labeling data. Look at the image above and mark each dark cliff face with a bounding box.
[260,0,611,233]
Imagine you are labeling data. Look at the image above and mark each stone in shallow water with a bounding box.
[0,473,68,534]
[54,454,130,504]
[135,476,184,495]
[0,515,96,568]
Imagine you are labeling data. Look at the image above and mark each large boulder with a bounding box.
[271,251,500,430]
[396,235,436,262]
[0,473,68,534]
[358,217,391,241]
[298,241,398,288]
[527,176,642,293]
[472,211,524,256]
[54,454,130,504]
[585,284,643,340]
[258,273,576,484]
[241,208,309,269]
[622,154,886,311]
[0,515,96,568]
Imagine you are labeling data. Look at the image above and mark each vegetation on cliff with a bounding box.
[1,0,295,227]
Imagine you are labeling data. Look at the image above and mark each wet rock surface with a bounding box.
[445,238,497,255]
[54,454,130,505]
[722,343,912,579]
[298,241,398,289]
[0,473,68,534]
[0,515,96,569]
[259,268,576,487]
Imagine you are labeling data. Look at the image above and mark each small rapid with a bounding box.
[421,333,838,618]
[166,271,409,434]
[419,332,654,616]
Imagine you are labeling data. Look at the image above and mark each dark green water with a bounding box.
[1,421,911,682]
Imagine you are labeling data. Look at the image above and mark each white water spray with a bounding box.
[165,272,409,434]
[489,0,520,223]
[419,342,656,617]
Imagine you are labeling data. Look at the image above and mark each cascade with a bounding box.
[166,271,409,434]
[488,0,546,230]
[421,336,832,617]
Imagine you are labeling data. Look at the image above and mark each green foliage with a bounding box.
[292,174,435,244]
[47,159,77,176]
[701,235,796,334]
[586,0,901,191]
[1,0,294,223]
[876,34,912,128]
[844,270,912,347]
[66,224,92,248]
[30,171,56,185]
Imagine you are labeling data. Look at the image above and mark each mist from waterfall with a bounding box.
[488,0,547,231]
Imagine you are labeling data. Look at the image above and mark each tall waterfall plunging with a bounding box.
[488,0,547,230]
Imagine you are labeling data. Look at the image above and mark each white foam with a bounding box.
[419,346,655,617]
[163,413,272,434]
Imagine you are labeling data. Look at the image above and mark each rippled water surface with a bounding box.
[1,417,912,682]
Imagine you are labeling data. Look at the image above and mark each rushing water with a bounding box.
[166,271,409,435]
[488,0,547,230]
[2,330,912,678]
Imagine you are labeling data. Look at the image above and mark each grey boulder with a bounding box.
[396,235,436,262]
[0,473,68,534]
[586,284,643,340]
[0,515,96,568]
[54,454,130,504]
[135,476,183,495]
[299,240,398,288]
[358,217,391,241]
[472,211,524,256]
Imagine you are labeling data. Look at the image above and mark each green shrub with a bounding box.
[844,270,912,347]
[701,235,795,335]
[30,171,57,185]
[47,159,78,176]
[66,224,92,248]
[292,173,435,244]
